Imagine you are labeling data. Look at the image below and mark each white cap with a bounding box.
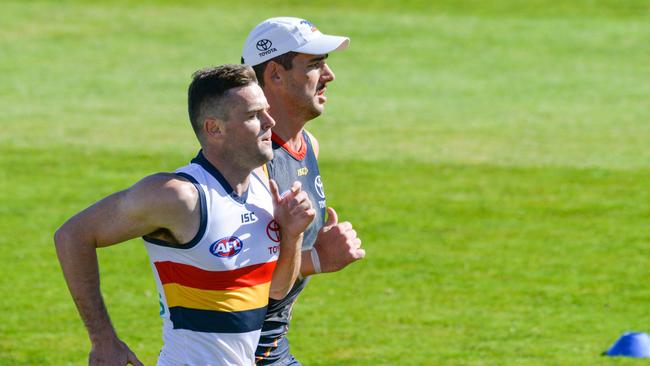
[242,17,349,66]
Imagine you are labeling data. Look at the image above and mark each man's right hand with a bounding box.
[270,179,315,240]
[312,207,365,273]
[89,337,143,366]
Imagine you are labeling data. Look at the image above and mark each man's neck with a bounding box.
[272,123,305,149]
[265,89,310,151]
[201,148,250,196]
[269,109,310,152]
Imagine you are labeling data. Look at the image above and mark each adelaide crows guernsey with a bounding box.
[144,151,280,366]
[255,131,326,364]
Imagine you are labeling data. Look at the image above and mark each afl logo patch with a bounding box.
[209,236,243,258]
[314,175,325,199]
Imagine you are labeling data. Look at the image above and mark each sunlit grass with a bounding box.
[1,1,649,365]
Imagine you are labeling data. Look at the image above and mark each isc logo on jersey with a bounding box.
[209,236,243,257]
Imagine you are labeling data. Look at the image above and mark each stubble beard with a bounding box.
[222,143,270,172]
[285,82,324,123]
[259,144,274,164]
[299,96,324,122]
[250,141,274,167]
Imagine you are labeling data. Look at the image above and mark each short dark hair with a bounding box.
[187,64,257,138]
[241,52,297,87]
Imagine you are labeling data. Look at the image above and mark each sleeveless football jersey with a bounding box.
[255,131,326,365]
[145,151,280,366]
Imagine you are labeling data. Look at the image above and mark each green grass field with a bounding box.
[2,0,650,364]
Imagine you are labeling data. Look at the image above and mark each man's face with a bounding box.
[222,84,275,168]
[280,53,336,121]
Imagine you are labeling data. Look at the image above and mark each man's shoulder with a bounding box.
[138,172,195,192]
[304,129,319,158]
[127,173,199,211]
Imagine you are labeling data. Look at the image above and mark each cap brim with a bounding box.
[293,34,349,55]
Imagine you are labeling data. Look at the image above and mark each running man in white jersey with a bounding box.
[54,64,315,365]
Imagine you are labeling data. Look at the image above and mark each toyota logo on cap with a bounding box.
[256,39,272,51]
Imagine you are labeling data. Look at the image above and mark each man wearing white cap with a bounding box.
[242,17,366,365]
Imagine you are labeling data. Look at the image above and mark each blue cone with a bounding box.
[604,332,650,357]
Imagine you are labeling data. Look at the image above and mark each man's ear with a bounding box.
[264,61,284,86]
[204,117,224,139]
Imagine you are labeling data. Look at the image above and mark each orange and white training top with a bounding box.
[144,151,281,366]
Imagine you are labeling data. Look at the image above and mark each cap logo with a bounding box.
[299,19,318,32]
[256,39,273,51]
[255,38,278,58]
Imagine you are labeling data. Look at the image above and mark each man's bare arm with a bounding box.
[300,131,365,277]
[54,174,199,365]
[299,207,365,277]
